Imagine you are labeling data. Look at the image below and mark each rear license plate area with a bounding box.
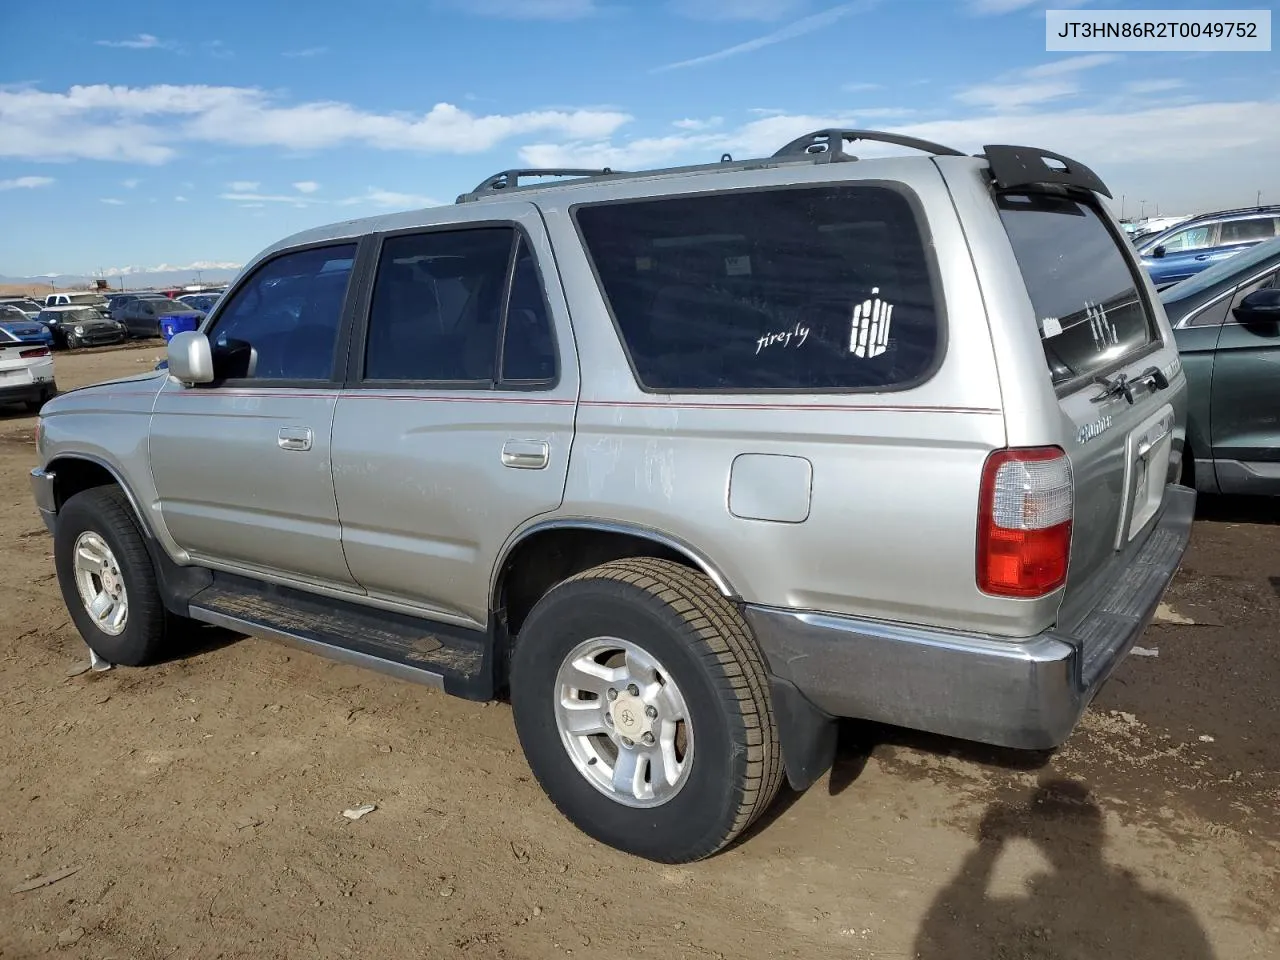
[1120,405,1175,544]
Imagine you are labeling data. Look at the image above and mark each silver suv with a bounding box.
[30,130,1194,863]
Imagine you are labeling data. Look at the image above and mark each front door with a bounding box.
[331,209,577,627]
[149,241,362,588]
[1210,266,1280,494]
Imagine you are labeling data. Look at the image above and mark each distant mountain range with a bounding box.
[0,263,243,292]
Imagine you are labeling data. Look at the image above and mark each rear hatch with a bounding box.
[993,190,1183,625]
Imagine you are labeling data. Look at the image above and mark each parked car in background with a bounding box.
[119,296,205,339]
[0,304,56,346]
[107,293,168,324]
[0,327,56,411]
[1164,235,1280,496]
[0,297,45,320]
[36,306,128,349]
[1139,205,1280,290]
[44,291,109,309]
[177,293,220,314]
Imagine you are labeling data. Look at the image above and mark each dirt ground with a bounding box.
[2,343,1277,960]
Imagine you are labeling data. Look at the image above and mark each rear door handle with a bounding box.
[502,439,549,470]
[278,426,313,452]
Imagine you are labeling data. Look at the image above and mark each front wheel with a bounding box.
[64,333,81,350]
[510,558,784,863]
[54,487,175,666]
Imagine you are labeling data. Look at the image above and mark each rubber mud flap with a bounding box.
[769,676,838,791]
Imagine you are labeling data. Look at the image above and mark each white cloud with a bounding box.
[283,46,328,58]
[655,1,876,71]
[100,198,125,205]
[121,177,141,188]
[239,203,265,208]
[843,82,882,93]
[221,191,318,206]
[337,188,441,209]
[519,100,1280,213]
[673,117,724,130]
[99,260,241,277]
[957,81,1078,110]
[174,195,188,202]
[1126,78,1184,94]
[229,180,260,191]
[957,53,1116,111]
[0,84,633,165]
[95,33,175,50]
[0,175,54,190]
[204,40,234,59]
[292,181,320,193]
[1024,53,1118,78]
[669,0,807,20]
[464,0,598,18]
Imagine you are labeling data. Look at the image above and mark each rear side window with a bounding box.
[575,185,941,392]
[997,194,1156,386]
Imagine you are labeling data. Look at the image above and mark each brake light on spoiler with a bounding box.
[977,447,1073,598]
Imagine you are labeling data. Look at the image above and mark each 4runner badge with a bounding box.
[1077,415,1113,445]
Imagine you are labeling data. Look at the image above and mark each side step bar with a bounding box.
[187,573,496,700]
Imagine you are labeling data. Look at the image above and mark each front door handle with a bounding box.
[502,439,549,470]
[278,426,313,452]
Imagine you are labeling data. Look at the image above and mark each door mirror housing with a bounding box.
[1151,245,1167,259]
[167,331,214,384]
[1232,287,1280,326]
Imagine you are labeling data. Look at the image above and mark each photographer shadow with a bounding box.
[914,779,1216,960]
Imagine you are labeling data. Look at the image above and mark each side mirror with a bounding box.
[1151,245,1167,259]
[167,331,214,384]
[1232,287,1280,326]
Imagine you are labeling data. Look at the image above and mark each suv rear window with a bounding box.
[575,185,941,392]
[997,193,1156,386]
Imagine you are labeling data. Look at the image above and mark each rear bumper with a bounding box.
[0,380,48,405]
[745,484,1196,750]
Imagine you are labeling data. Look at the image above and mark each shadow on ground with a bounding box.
[914,778,1217,959]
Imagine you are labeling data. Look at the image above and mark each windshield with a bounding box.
[68,308,103,321]
[1160,235,1280,303]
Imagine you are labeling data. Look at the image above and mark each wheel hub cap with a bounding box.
[71,531,129,637]
[553,636,694,809]
[610,693,649,740]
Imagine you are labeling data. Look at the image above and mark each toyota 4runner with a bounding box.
[30,130,1195,863]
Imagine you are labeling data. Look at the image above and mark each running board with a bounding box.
[187,574,495,700]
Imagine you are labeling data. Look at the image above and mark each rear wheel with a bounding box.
[54,487,175,666]
[510,557,784,863]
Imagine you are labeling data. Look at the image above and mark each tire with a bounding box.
[510,557,784,863]
[65,333,81,350]
[54,487,174,666]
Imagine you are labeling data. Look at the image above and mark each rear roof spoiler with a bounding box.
[980,145,1113,199]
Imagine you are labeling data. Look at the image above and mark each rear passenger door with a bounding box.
[331,206,578,627]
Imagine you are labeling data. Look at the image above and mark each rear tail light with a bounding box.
[19,347,50,359]
[977,447,1073,598]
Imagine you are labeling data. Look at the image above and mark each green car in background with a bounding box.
[1164,236,1280,496]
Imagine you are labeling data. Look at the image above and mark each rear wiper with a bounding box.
[1091,366,1168,405]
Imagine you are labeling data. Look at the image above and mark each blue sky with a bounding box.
[1,0,1277,278]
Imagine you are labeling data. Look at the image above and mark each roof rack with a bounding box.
[452,129,1117,205]
[457,167,625,204]
[771,128,966,161]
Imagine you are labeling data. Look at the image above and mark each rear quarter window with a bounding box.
[997,193,1157,387]
[574,184,942,393]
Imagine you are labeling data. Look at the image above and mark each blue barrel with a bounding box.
[160,313,200,343]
